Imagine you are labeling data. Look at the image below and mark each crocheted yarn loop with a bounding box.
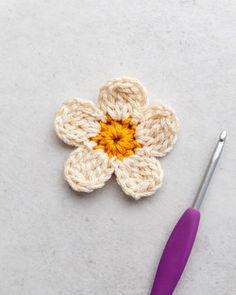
[91,115,142,160]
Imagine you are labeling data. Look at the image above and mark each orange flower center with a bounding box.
[91,115,142,160]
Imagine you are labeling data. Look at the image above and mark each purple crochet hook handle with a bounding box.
[150,208,200,295]
[150,131,226,295]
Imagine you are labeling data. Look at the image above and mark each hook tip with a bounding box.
[219,130,227,142]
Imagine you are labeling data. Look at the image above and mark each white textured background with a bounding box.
[0,1,235,294]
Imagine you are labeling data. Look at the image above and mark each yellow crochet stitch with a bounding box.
[91,115,142,160]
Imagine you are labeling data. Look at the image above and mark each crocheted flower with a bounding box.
[55,77,179,200]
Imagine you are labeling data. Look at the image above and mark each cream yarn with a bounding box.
[55,77,179,200]
[64,144,114,193]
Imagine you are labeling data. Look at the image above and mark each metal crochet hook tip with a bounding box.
[192,131,227,210]
[219,130,227,141]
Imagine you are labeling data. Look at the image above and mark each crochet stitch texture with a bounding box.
[55,77,179,200]
[91,115,142,160]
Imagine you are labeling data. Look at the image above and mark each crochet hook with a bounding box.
[150,130,227,295]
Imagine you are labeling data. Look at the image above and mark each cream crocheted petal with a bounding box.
[97,77,147,121]
[114,152,164,200]
[64,144,114,193]
[136,105,179,157]
[55,99,104,147]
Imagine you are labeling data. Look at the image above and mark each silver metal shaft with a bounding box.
[192,130,227,209]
